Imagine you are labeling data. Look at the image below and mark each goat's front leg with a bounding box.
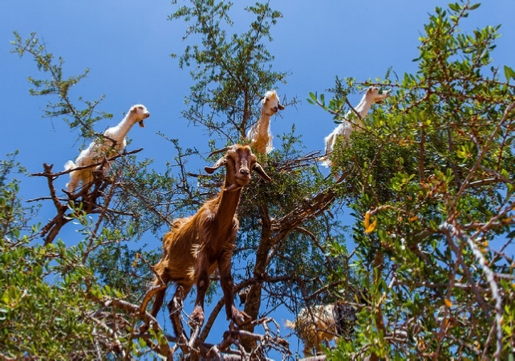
[219,256,251,326]
[189,269,210,327]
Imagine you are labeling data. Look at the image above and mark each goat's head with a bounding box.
[261,90,285,116]
[129,104,151,127]
[364,87,390,104]
[205,145,271,192]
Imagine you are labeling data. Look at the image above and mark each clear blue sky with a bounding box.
[1,0,514,357]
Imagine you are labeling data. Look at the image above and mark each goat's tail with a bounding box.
[151,260,168,287]
[284,319,296,331]
[318,155,332,168]
[64,160,76,171]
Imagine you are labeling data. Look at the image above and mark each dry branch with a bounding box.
[30,149,142,244]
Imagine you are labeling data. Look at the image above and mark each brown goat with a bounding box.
[147,145,271,329]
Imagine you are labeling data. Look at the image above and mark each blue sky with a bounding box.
[1,0,514,357]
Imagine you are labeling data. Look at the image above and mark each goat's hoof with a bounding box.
[232,307,252,326]
[188,307,205,327]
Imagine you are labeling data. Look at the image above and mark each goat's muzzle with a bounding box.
[235,158,252,184]
[268,103,285,115]
[138,112,150,127]
[228,167,251,191]
[234,172,251,187]
[374,90,391,104]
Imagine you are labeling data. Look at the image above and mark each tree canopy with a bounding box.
[1,1,514,360]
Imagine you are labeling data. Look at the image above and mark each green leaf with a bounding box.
[448,3,460,12]
[504,65,515,82]
[307,91,317,104]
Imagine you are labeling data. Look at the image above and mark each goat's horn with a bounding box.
[207,146,233,158]
[205,157,227,174]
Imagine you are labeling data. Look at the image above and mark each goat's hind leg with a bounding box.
[66,171,81,194]
[166,286,192,354]
[139,275,169,333]
[148,274,169,318]
[167,285,191,341]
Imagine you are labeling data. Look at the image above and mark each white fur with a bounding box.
[285,304,338,357]
[246,90,285,154]
[322,87,390,167]
[65,104,150,193]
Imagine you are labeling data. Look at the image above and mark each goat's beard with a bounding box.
[224,184,242,192]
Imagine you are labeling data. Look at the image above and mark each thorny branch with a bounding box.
[140,286,290,360]
[87,293,173,359]
[30,149,142,244]
[440,222,504,361]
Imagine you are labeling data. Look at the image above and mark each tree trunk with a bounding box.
[241,204,272,350]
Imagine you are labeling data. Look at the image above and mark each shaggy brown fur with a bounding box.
[148,145,271,329]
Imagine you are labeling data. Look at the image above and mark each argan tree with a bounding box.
[1,1,514,360]
[309,2,515,359]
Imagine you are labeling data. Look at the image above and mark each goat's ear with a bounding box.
[205,157,227,174]
[253,163,271,182]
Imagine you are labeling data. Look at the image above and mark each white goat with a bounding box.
[246,90,285,154]
[64,104,150,193]
[321,87,390,167]
[285,302,356,357]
